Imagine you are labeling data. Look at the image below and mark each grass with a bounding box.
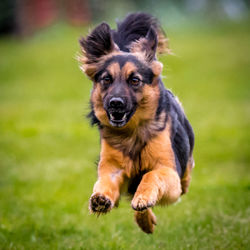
[0,20,249,249]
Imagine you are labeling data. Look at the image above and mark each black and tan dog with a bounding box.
[78,13,194,234]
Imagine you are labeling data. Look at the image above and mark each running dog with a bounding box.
[78,13,194,234]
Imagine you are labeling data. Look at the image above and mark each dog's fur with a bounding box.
[78,13,194,234]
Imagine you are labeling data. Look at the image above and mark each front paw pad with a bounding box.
[89,193,113,214]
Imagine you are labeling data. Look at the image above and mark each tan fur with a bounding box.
[134,208,157,234]
[128,78,160,129]
[122,62,140,80]
[151,61,163,76]
[181,156,194,194]
[157,31,171,54]
[129,29,171,56]
[91,119,182,209]
[91,84,110,126]
[129,38,148,54]
[106,62,120,79]
[131,122,182,209]
[91,139,126,208]
[78,51,121,79]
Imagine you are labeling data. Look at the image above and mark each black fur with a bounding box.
[80,13,163,63]
[143,27,158,62]
[80,22,114,63]
[112,12,161,52]
[87,106,101,127]
[128,170,147,195]
[157,88,194,177]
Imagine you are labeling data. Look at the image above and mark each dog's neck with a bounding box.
[100,109,168,160]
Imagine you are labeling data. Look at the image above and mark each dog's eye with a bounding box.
[102,76,112,85]
[129,77,140,86]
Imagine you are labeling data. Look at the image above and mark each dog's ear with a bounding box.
[129,27,162,76]
[129,27,158,62]
[79,23,117,78]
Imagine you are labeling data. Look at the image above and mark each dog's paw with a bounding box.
[89,193,113,214]
[131,194,156,211]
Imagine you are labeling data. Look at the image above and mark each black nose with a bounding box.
[109,97,125,108]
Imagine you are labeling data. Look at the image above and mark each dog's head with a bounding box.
[79,18,167,128]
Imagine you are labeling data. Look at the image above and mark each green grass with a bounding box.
[0,21,249,249]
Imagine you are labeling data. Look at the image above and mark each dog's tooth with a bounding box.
[110,114,114,120]
[122,114,126,120]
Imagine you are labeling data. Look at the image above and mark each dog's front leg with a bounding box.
[131,167,181,211]
[89,162,125,214]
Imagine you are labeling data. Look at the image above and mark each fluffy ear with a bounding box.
[80,22,115,63]
[79,23,117,78]
[129,27,158,62]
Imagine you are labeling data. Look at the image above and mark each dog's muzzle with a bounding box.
[106,97,129,127]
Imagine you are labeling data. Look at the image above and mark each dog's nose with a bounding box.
[109,97,125,108]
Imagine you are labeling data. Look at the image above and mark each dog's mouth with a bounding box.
[108,110,128,127]
[105,98,137,128]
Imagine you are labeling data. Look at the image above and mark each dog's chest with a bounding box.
[124,124,175,175]
[102,122,160,160]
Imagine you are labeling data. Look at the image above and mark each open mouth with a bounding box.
[108,110,127,127]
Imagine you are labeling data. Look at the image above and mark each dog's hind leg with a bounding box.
[134,208,157,234]
[181,156,194,194]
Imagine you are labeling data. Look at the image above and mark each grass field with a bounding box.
[0,20,249,249]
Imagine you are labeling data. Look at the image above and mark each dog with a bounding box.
[78,13,194,234]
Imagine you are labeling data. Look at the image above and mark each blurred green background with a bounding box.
[0,0,250,249]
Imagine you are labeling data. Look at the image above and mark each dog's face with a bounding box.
[94,55,159,127]
[79,23,163,128]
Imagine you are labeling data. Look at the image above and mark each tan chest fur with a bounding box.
[99,122,176,182]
